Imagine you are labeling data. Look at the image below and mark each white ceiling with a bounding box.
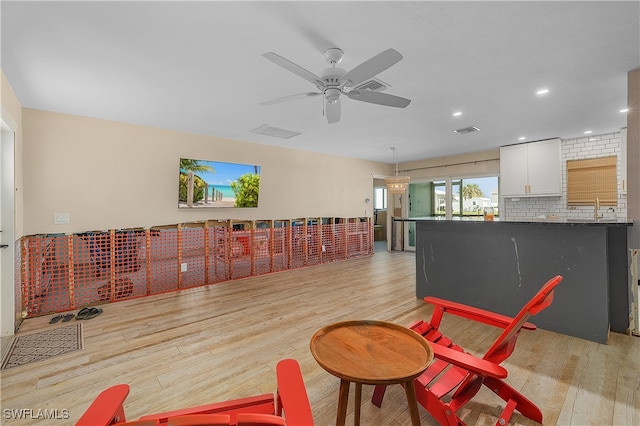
[2,1,639,163]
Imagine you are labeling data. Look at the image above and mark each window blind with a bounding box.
[566,156,617,206]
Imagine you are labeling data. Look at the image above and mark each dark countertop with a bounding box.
[392,216,633,226]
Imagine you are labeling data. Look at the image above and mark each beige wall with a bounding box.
[22,108,391,235]
[401,149,500,181]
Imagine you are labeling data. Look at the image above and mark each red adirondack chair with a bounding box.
[372,275,563,426]
[76,358,314,426]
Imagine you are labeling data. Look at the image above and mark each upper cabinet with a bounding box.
[500,138,562,197]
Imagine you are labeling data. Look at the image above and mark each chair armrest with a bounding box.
[138,395,274,422]
[75,384,130,426]
[424,296,537,331]
[431,344,508,379]
[275,359,314,426]
[236,413,286,425]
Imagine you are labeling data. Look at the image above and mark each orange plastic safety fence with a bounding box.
[208,226,231,283]
[149,227,179,294]
[271,226,289,272]
[180,225,206,288]
[20,218,372,317]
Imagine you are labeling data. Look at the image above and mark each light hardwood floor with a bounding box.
[1,247,639,425]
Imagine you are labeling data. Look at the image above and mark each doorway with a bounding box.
[406,182,434,251]
[1,117,16,336]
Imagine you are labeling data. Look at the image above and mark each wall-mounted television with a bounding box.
[179,158,261,208]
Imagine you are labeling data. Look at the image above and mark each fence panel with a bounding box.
[20,218,372,317]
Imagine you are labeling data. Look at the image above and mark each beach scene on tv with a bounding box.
[179,158,261,208]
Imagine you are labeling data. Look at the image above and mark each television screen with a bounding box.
[179,158,261,208]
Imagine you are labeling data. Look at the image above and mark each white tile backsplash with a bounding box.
[503,131,627,221]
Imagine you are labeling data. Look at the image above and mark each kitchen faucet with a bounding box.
[594,197,603,221]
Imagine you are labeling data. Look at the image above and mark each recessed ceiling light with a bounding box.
[620,108,629,113]
[584,130,593,134]
[452,111,462,117]
[536,88,549,95]
[518,137,526,141]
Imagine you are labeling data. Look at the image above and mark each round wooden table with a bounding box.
[310,320,433,426]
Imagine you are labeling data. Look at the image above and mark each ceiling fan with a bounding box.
[260,48,411,124]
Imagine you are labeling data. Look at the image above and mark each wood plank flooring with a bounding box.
[1,247,639,425]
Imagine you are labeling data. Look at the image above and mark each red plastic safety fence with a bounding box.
[271,225,289,272]
[20,218,373,317]
[180,224,207,288]
[207,225,231,283]
[149,227,179,294]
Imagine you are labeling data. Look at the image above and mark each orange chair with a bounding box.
[372,275,563,426]
[76,359,313,426]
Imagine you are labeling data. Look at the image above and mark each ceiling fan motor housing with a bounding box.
[319,67,347,90]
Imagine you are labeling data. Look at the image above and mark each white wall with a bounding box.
[22,108,391,235]
[503,132,626,221]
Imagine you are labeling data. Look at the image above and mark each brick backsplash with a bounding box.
[503,132,627,221]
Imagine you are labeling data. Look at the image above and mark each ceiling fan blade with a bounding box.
[347,90,411,108]
[260,92,321,105]
[325,98,341,124]
[262,52,324,88]
[339,48,403,89]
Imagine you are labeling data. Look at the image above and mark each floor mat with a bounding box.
[0,323,83,370]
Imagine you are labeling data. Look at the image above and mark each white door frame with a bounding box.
[1,115,17,336]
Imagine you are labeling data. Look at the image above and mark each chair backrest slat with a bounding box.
[483,275,563,364]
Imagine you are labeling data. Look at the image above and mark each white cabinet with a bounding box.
[500,138,562,197]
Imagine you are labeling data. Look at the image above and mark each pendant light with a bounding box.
[384,147,410,194]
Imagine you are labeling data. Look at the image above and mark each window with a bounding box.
[374,187,387,210]
[432,176,499,217]
[567,156,617,206]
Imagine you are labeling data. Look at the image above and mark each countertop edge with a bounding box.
[392,217,633,226]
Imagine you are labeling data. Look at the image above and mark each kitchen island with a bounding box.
[412,218,633,344]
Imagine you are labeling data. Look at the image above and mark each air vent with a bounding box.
[454,126,480,135]
[251,125,301,139]
[352,78,389,92]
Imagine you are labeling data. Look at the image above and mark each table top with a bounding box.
[309,320,434,385]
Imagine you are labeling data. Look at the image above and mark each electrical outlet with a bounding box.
[181,263,188,272]
[54,213,69,224]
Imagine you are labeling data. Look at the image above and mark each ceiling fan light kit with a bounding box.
[261,47,411,124]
